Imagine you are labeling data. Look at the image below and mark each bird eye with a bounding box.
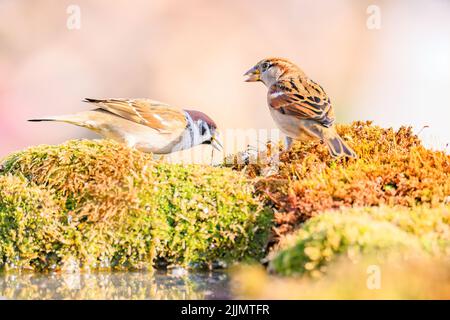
[200,124,207,135]
[261,62,270,70]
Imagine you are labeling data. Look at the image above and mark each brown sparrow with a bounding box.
[244,57,356,158]
[29,98,222,154]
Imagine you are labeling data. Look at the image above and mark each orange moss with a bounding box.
[227,121,450,237]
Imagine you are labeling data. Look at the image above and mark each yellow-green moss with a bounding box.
[339,205,450,256]
[269,205,450,277]
[0,175,67,270]
[269,212,421,277]
[0,140,272,271]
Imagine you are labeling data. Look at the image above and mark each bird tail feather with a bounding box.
[322,129,357,158]
[28,114,87,126]
[28,117,58,122]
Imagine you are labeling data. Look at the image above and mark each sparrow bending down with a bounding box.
[244,57,356,158]
[29,98,222,154]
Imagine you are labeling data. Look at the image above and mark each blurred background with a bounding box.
[1,0,449,159]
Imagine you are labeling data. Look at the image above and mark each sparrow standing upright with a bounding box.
[29,98,222,154]
[244,58,356,158]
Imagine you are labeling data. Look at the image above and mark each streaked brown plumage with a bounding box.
[29,98,222,154]
[84,98,188,133]
[244,57,356,158]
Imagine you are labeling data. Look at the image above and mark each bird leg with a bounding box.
[210,147,215,166]
[284,136,294,151]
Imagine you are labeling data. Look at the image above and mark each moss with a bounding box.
[269,210,424,277]
[339,205,450,256]
[142,164,272,268]
[1,121,449,273]
[0,175,67,271]
[0,140,272,271]
[226,121,450,236]
[269,205,450,277]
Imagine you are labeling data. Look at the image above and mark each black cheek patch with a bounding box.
[200,124,207,135]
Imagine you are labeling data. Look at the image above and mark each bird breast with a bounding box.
[269,107,319,142]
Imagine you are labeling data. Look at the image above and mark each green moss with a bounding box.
[142,163,272,267]
[340,206,450,256]
[269,205,450,277]
[270,212,421,277]
[0,175,66,270]
[0,139,272,271]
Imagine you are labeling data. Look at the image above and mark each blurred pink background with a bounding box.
[1,0,449,158]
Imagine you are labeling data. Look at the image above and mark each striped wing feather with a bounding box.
[268,77,335,128]
[84,98,187,132]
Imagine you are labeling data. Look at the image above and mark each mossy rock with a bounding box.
[2,122,449,272]
[338,205,450,256]
[0,140,272,271]
[269,205,450,277]
[0,175,67,270]
[269,212,423,277]
[226,121,450,236]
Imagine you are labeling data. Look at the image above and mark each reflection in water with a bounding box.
[0,270,230,300]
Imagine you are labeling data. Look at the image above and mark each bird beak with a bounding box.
[243,66,260,82]
[211,134,223,152]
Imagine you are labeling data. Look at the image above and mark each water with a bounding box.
[0,270,231,300]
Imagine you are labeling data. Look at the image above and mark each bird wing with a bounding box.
[83,98,187,133]
[268,77,335,127]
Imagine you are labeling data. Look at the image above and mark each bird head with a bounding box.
[184,110,222,151]
[243,57,303,86]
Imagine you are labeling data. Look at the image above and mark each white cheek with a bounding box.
[270,91,284,98]
[192,127,202,145]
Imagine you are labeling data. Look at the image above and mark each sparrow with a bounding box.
[29,98,222,154]
[244,57,356,158]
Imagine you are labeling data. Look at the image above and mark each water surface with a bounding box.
[0,270,231,300]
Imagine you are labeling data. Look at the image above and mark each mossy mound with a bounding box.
[1,122,449,274]
[227,121,450,236]
[0,175,67,270]
[0,140,272,271]
[269,205,450,277]
[269,211,421,277]
[341,205,450,255]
